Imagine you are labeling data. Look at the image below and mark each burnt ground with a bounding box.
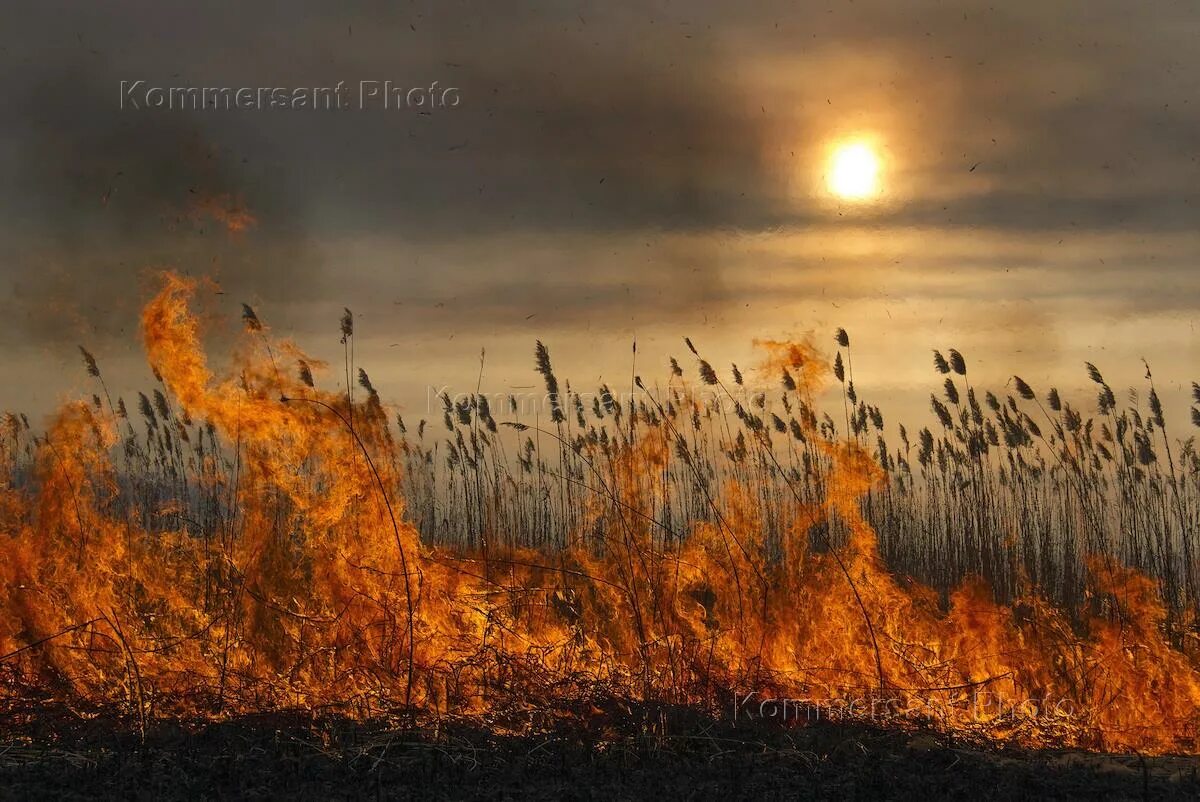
[1,702,1198,801]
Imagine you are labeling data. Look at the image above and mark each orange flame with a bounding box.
[1,273,1199,754]
[189,193,256,234]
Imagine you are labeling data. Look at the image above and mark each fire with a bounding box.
[188,193,257,234]
[2,272,1199,754]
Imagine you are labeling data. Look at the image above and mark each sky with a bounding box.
[1,0,1198,430]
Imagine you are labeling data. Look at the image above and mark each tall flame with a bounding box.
[1,272,1198,754]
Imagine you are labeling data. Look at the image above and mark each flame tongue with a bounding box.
[0,272,1197,754]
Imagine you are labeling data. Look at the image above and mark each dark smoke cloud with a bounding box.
[2,54,329,347]
[0,0,1198,354]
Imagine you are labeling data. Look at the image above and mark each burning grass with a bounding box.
[2,272,1200,758]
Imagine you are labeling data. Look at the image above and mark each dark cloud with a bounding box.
[0,0,1198,354]
[6,0,1200,237]
[1,56,324,346]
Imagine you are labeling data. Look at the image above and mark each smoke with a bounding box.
[1,59,322,349]
[2,0,1199,354]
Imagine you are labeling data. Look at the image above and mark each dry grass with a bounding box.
[2,278,1200,756]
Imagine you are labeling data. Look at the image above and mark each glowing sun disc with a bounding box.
[827,142,880,200]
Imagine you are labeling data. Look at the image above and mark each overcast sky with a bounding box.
[2,0,1198,425]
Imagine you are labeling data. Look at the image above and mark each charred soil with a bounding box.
[2,701,1198,801]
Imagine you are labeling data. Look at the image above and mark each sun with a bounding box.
[827,141,881,200]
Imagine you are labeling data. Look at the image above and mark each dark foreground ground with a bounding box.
[2,702,1199,801]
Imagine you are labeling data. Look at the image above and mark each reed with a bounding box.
[3,278,1200,754]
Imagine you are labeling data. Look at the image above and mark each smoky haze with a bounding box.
[0,0,1197,421]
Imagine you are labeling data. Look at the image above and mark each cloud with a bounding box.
[0,57,324,346]
[1,0,1199,354]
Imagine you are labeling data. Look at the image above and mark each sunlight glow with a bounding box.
[827,141,881,200]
